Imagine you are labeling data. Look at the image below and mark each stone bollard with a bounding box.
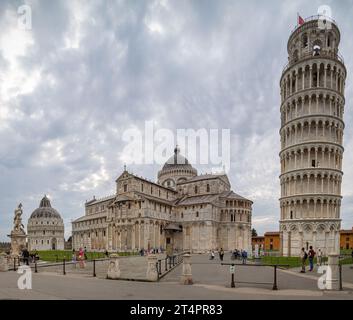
[180,253,193,285]
[326,254,340,290]
[146,254,158,281]
[107,254,120,280]
[0,252,9,272]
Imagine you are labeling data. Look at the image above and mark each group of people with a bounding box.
[300,246,317,273]
[300,247,326,273]
[209,248,248,264]
[71,247,87,268]
[20,248,40,265]
[231,249,248,264]
[300,247,353,273]
[138,247,164,256]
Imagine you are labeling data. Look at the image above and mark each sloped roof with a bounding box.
[116,171,177,193]
[164,223,182,231]
[85,195,116,206]
[176,194,220,206]
[72,211,107,223]
[264,232,280,236]
[177,174,230,186]
[220,191,252,202]
[134,192,175,206]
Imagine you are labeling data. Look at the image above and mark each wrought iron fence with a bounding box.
[156,252,186,280]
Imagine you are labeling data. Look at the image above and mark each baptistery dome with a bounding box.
[30,196,62,219]
[27,196,65,251]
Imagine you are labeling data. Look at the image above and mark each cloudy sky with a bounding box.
[0,0,352,241]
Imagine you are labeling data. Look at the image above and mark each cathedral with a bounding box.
[72,147,253,253]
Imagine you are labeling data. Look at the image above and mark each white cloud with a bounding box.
[1,0,353,242]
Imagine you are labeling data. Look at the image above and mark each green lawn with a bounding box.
[32,250,138,262]
[261,255,352,268]
[261,256,304,268]
[340,249,353,255]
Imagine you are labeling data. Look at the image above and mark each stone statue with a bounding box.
[13,203,25,234]
[8,203,27,256]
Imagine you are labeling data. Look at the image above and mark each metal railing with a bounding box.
[338,254,353,290]
[156,252,186,280]
[221,262,290,290]
[10,253,187,280]
[9,256,111,277]
[289,15,338,36]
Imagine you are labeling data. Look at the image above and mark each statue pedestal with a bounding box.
[107,254,121,279]
[180,254,193,285]
[8,232,27,256]
[146,255,158,281]
[326,254,340,291]
[0,253,9,272]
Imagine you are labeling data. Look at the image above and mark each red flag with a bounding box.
[298,14,305,25]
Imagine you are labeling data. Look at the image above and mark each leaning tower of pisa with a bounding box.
[279,16,347,256]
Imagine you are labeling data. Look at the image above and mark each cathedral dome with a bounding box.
[157,146,197,189]
[29,196,62,220]
[162,146,193,170]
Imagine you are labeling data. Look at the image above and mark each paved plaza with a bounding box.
[1,253,353,300]
[32,255,158,280]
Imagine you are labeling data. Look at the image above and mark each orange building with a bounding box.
[340,228,353,250]
[252,236,264,250]
[264,232,280,251]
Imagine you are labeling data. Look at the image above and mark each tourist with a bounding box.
[78,248,85,268]
[22,248,30,266]
[72,249,76,261]
[219,248,224,261]
[72,249,77,268]
[209,250,215,260]
[308,246,316,271]
[242,250,248,264]
[317,248,323,266]
[83,246,88,260]
[300,248,308,273]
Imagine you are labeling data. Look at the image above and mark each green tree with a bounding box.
[251,228,258,237]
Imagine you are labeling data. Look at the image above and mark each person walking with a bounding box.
[72,249,77,268]
[219,248,224,261]
[22,248,30,266]
[300,247,308,273]
[308,246,316,271]
[242,250,248,264]
[317,248,323,266]
[78,247,85,268]
[209,250,215,260]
